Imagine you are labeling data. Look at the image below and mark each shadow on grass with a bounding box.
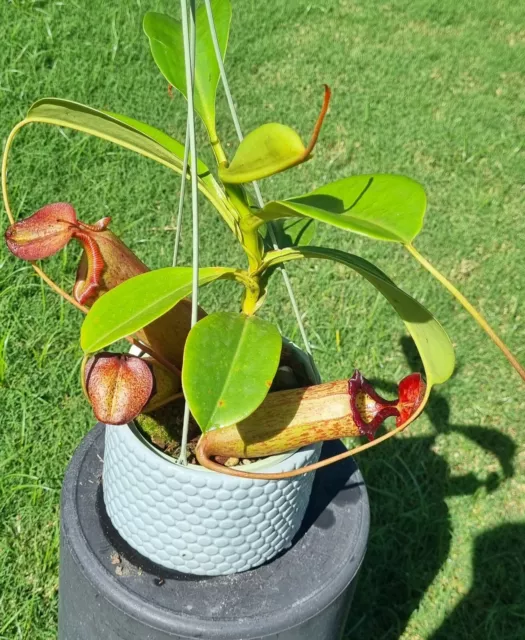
[345,337,517,640]
[431,523,525,640]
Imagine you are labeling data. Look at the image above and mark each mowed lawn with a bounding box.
[1,0,525,638]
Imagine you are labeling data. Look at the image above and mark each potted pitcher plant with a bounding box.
[3,0,523,584]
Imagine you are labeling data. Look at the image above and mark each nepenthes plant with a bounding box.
[3,0,523,480]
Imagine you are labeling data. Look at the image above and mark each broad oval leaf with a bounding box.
[26,98,206,175]
[219,123,307,184]
[219,85,331,184]
[261,246,454,386]
[81,267,236,353]
[143,0,232,139]
[257,174,426,244]
[24,99,237,232]
[182,312,282,432]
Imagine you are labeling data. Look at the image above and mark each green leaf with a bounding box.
[219,123,308,184]
[182,312,282,432]
[27,98,211,176]
[219,85,331,184]
[260,246,454,386]
[25,98,239,233]
[257,174,426,243]
[28,98,185,172]
[143,0,232,139]
[263,218,316,251]
[81,267,236,353]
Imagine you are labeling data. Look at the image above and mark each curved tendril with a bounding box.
[304,84,332,157]
[406,243,525,383]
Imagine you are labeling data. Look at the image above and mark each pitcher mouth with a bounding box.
[348,370,426,441]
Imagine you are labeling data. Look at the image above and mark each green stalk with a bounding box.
[225,185,264,273]
[210,136,227,166]
[406,243,525,382]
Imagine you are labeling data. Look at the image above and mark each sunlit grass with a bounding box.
[1,0,524,637]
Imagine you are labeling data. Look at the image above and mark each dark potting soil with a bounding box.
[134,342,314,468]
[134,398,256,467]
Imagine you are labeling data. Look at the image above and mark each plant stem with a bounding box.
[227,186,263,272]
[203,0,316,369]
[241,283,260,315]
[131,339,181,378]
[35,263,88,313]
[406,243,525,382]
[210,137,227,166]
[2,121,24,225]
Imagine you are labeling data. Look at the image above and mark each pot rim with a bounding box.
[128,421,299,474]
[128,337,320,475]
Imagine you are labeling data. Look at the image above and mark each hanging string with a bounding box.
[172,0,197,268]
[203,0,319,381]
[178,0,199,465]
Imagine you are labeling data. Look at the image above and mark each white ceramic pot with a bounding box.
[103,423,321,576]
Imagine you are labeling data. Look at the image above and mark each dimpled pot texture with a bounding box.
[103,423,321,576]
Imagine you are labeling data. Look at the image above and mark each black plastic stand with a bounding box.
[59,424,369,639]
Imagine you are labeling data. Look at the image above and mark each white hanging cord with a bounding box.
[204,0,318,377]
[178,0,199,465]
[172,8,196,267]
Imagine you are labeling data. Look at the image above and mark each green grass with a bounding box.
[1,0,525,637]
